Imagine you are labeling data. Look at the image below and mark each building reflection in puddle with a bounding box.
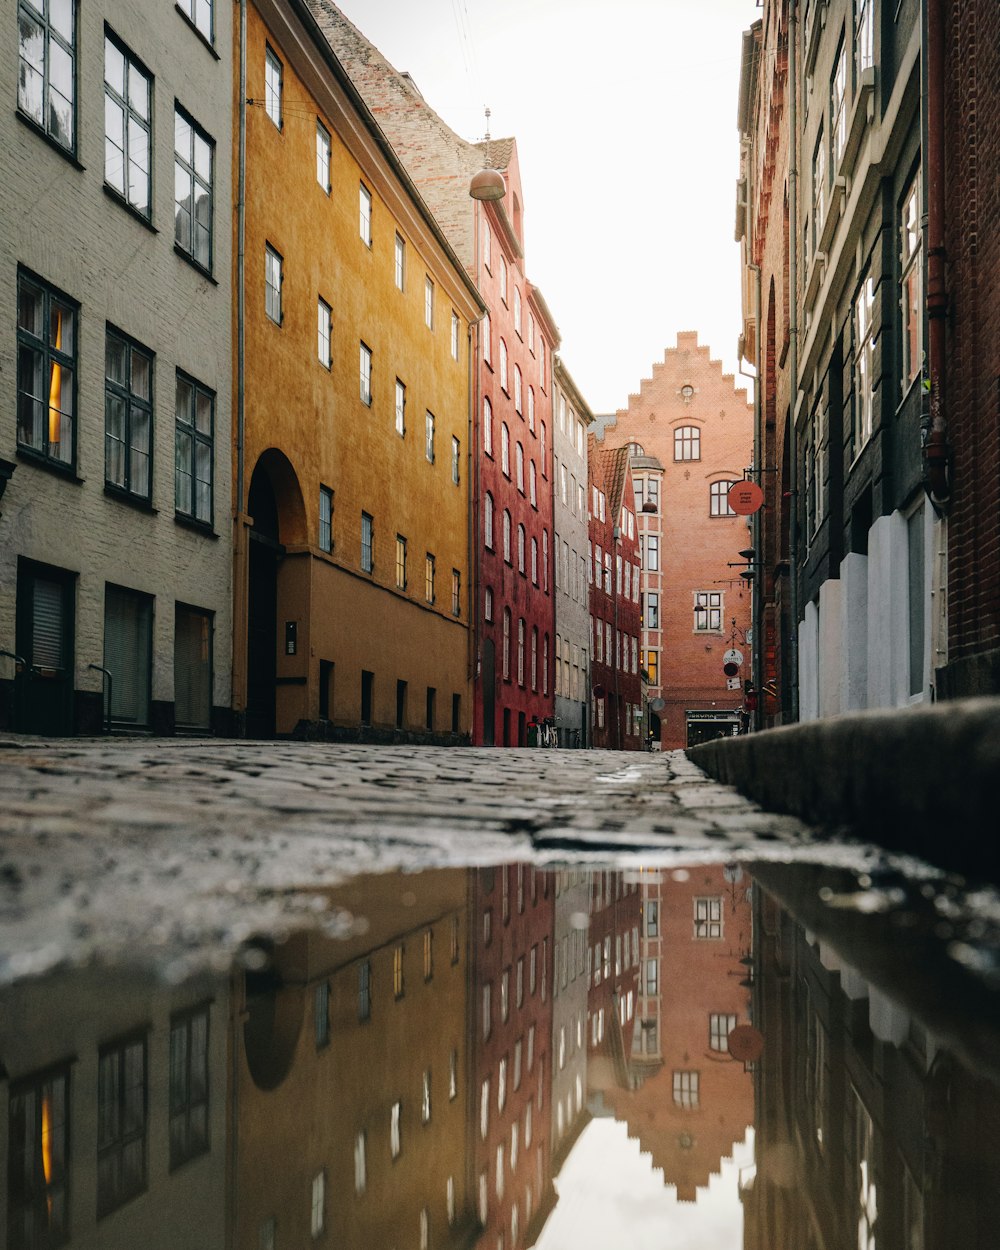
[2,861,1000,1248]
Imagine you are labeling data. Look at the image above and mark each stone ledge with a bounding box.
[688,697,1000,881]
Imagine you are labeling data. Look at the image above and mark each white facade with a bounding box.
[552,358,592,746]
[1,0,233,734]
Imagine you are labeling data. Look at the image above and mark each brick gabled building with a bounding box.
[311,1,560,747]
[587,443,641,750]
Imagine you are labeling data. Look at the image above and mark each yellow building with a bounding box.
[233,0,485,738]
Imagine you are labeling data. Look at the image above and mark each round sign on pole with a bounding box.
[728,1025,764,1062]
[723,648,744,667]
[727,480,765,516]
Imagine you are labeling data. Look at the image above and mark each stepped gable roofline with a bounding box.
[289,0,484,312]
[553,356,595,424]
[527,282,561,348]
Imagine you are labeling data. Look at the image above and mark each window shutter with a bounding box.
[32,577,65,670]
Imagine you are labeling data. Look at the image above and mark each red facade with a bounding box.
[474,151,559,746]
[587,443,642,749]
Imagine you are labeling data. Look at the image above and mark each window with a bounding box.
[318,487,333,553]
[422,1069,432,1121]
[499,338,508,392]
[311,1171,326,1237]
[531,537,538,584]
[483,983,493,1039]
[8,1065,69,1245]
[17,0,75,152]
[482,311,492,364]
[451,569,461,617]
[174,604,212,731]
[390,1101,402,1158]
[856,0,873,73]
[421,410,435,463]
[694,591,722,632]
[514,364,523,413]
[645,900,659,937]
[395,378,406,436]
[831,37,847,170]
[265,244,282,323]
[805,400,827,536]
[513,285,522,334]
[97,1036,147,1215]
[542,633,549,694]
[674,425,700,460]
[425,554,435,603]
[693,896,723,939]
[452,435,461,484]
[174,108,215,272]
[395,534,406,588]
[178,0,213,41]
[354,1131,367,1193]
[105,36,151,217]
[451,310,460,360]
[501,424,510,476]
[645,591,659,629]
[645,957,658,995]
[361,512,374,573]
[483,395,493,455]
[259,1218,276,1250]
[502,511,512,563]
[358,960,371,1020]
[672,1070,699,1108]
[484,492,494,549]
[315,118,331,191]
[105,585,153,728]
[395,232,405,290]
[359,182,372,245]
[393,943,405,997]
[420,1208,429,1250]
[853,275,875,456]
[499,254,508,302]
[450,1048,459,1098]
[812,126,826,248]
[517,618,525,685]
[542,529,549,591]
[901,175,922,391]
[516,443,525,492]
[541,422,547,472]
[528,386,535,431]
[502,609,511,680]
[169,1006,209,1168]
[317,298,331,368]
[315,981,330,1047]
[529,460,537,506]
[360,341,372,405]
[484,586,494,621]
[710,480,736,517]
[710,1013,738,1052]
[265,45,282,127]
[104,329,152,501]
[16,270,77,469]
[424,275,435,329]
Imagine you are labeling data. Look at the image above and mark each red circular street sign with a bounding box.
[728,481,765,516]
[728,1024,764,1062]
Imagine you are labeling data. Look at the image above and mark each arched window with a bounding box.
[499,338,508,392]
[513,286,522,335]
[482,312,491,364]
[501,423,510,476]
[542,634,549,695]
[554,634,562,695]
[517,524,526,573]
[484,492,494,548]
[517,619,525,686]
[502,510,512,563]
[540,423,547,474]
[531,627,538,691]
[502,609,511,680]
[710,480,737,516]
[542,529,549,591]
[531,537,538,584]
[514,365,522,414]
[627,441,645,457]
[516,443,524,492]
[483,395,493,455]
[527,387,535,432]
[674,425,701,461]
[529,460,537,506]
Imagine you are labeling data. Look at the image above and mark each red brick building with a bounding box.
[587,443,642,749]
[471,865,555,1250]
[585,870,641,1099]
[313,4,559,746]
[936,0,1000,698]
[599,334,753,748]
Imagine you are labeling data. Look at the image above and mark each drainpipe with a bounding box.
[746,263,763,731]
[787,1,801,723]
[923,0,950,511]
[235,0,248,733]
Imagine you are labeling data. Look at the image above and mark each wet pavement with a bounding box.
[3,740,1000,1247]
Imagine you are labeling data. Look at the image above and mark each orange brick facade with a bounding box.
[600,334,754,749]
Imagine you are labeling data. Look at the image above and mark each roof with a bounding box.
[473,136,516,172]
[598,444,632,518]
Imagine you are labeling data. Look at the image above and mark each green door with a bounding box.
[15,561,76,736]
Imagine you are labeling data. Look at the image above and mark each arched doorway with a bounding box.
[481,638,496,746]
[246,451,306,738]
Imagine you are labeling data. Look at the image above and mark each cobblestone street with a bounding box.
[0,738,825,982]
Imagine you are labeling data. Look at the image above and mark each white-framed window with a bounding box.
[856,0,873,74]
[359,341,372,405]
[542,530,549,591]
[527,310,535,351]
[451,569,461,617]
[501,423,510,476]
[174,108,214,272]
[499,338,508,392]
[394,232,405,290]
[514,364,522,414]
[527,386,535,431]
[311,1171,326,1237]
[901,174,922,391]
[425,410,435,463]
[517,524,526,574]
[502,609,511,679]
[451,311,460,360]
[516,442,524,492]
[483,217,492,270]
[359,182,372,245]
[422,1070,432,1123]
[853,274,875,457]
[425,553,436,604]
[319,486,333,553]
[531,627,538,689]
[395,534,406,588]
[542,633,549,693]
[499,254,508,303]
[317,298,331,368]
[831,37,847,170]
[503,510,512,562]
[424,276,434,329]
[645,591,659,629]
[710,1013,738,1052]
[483,395,493,455]
[484,492,494,549]
[513,285,522,335]
[105,35,151,218]
[710,480,736,517]
[395,378,406,436]
[420,1208,429,1250]
[360,512,374,573]
[482,312,492,364]
[179,0,213,41]
[531,537,538,584]
[265,45,282,128]
[529,460,537,506]
[693,591,722,632]
[812,126,826,249]
[674,425,700,460]
[672,1070,699,1108]
[693,896,723,939]
[452,435,461,484]
[316,119,330,191]
[484,585,494,621]
[390,1100,401,1158]
[354,1131,366,1193]
[265,244,282,323]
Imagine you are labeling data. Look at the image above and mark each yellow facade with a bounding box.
[234,1,483,737]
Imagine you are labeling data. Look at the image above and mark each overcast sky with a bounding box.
[333,0,754,415]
